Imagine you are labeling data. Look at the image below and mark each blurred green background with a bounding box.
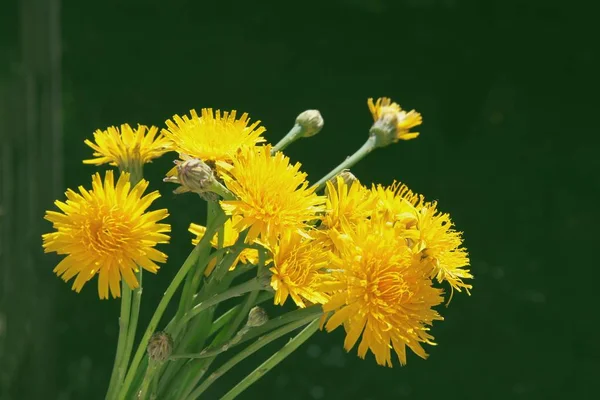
[1,0,598,399]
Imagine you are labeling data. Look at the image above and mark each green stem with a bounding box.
[136,361,158,400]
[116,213,227,400]
[312,135,377,191]
[105,166,144,400]
[176,201,214,324]
[272,123,303,153]
[220,319,321,400]
[118,268,142,389]
[176,254,266,399]
[180,278,264,327]
[105,282,132,399]
[170,305,322,360]
[158,292,273,400]
[186,316,319,400]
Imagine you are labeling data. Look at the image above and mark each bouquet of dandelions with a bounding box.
[42,97,472,400]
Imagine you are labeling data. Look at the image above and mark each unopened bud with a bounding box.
[325,170,359,197]
[163,156,216,195]
[246,306,269,328]
[147,331,173,362]
[296,110,324,137]
[334,170,358,187]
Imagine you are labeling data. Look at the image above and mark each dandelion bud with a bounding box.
[296,110,324,137]
[369,113,400,148]
[333,170,358,187]
[325,170,360,197]
[163,156,215,195]
[246,306,269,328]
[147,331,173,362]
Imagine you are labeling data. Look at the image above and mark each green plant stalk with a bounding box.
[187,316,319,399]
[173,278,264,336]
[119,268,142,386]
[171,305,322,359]
[116,213,227,400]
[153,259,256,399]
[105,167,144,400]
[158,255,246,400]
[312,135,376,191]
[158,292,274,399]
[177,250,268,399]
[272,123,303,153]
[105,282,132,400]
[176,201,215,323]
[136,360,159,400]
[220,318,321,400]
[129,255,243,400]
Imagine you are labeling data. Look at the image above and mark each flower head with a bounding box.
[83,124,171,171]
[42,171,170,299]
[369,181,421,230]
[162,108,266,163]
[269,231,332,308]
[368,97,422,142]
[413,202,472,295]
[164,155,217,195]
[188,217,259,276]
[323,219,443,367]
[323,176,375,231]
[218,145,325,243]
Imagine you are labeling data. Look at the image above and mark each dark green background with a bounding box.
[2,0,598,399]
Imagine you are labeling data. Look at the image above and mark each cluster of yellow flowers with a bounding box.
[42,97,472,368]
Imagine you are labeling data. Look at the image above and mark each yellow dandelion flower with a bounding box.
[368,97,422,141]
[162,108,266,163]
[42,170,170,299]
[414,202,472,294]
[218,145,325,243]
[323,176,375,230]
[369,181,421,234]
[83,124,171,171]
[269,231,332,308]
[188,217,259,276]
[323,219,443,367]
[316,176,375,253]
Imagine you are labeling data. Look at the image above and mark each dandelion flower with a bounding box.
[323,176,375,231]
[188,217,259,276]
[83,124,171,171]
[218,145,325,243]
[42,170,170,299]
[162,108,266,163]
[323,219,443,367]
[414,202,472,294]
[269,231,332,308]
[369,181,421,231]
[316,176,375,253]
[368,97,422,141]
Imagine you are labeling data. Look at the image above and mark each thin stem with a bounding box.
[219,318,321,400]
[176,201,214,323]
[176,254,266,399]
[105,282,132,400]
[158,293,272,400]
[116,213,227,400]
[186,316,319,400]
[136,361,158,400]
[312,135,377,191]
[105,167,144,400]
[118,268,142,390]
[170,305,322,360]
[272,123,303,153]
[182,278,264,326]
